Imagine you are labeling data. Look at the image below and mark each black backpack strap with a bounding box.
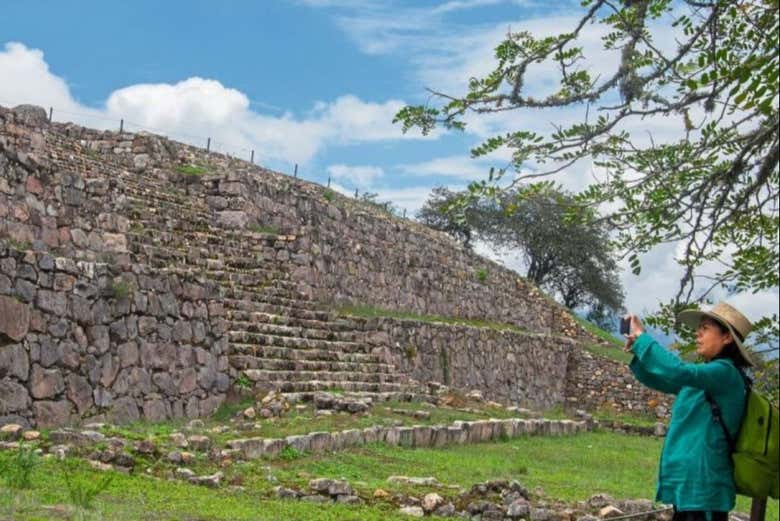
[705,391,736,453]
[704,365,751,455]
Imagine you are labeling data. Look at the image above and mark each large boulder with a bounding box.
[12,105,48,127]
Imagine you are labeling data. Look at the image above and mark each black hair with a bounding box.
[710,320,750,368]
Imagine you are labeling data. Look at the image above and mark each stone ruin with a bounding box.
[0,104,671,428]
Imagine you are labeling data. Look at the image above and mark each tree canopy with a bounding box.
[418,184,625,315]
[396,0,779,354]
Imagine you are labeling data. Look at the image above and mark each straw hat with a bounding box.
[676,302,755,367]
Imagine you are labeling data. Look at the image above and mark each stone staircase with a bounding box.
[94,156,427,403]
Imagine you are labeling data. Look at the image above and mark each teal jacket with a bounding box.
[629,333,745,512]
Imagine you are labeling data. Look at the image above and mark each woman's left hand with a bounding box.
[623,314,645,352]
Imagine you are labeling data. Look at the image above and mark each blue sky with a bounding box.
[1,0,777,325]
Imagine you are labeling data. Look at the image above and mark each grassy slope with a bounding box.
[2,432,776,520]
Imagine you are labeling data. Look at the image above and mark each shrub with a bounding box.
[175,164,209,176]
[475,268,489,283]
[248,224,280,235]
[0,443,39,489]
[63,458,114,510]
[235,374,252,390]
[279,446,304,461]
[110,280,132,300]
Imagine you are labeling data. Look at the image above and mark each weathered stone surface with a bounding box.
[12,105,49,126]
[0,295,30,344]
[35,290,67,316]
[30,364,64,399]
[0,378,31,413]
[0,343,29,380]
[422,493,444,513]
[66,373,93,414]
[110,396,140,424]
[398,506,424,517]
[32,400,72,428]
[0,423,23,441]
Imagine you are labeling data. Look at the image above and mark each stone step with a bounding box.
[126,225,283,253]
[120,189,206,215]
[222,292,322,311]
[221,285,311,303]
[228,330,366,352]
[244,369,405,385]
[269,380,417,394]
[221,299,333,322]
[237,356,397,374]
[229,345,385,366]
[226,320,362,342]
[229,342,376,368]
[207,271,279,287]
[225,311,360,332]
[127,236,283,269]
[281,391,433,404]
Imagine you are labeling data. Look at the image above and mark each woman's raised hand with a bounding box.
[623,314,645,352]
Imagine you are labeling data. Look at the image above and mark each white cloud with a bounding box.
[0,42,433,167]
[327,164,384,186]
[374,185,444,215]
[399,155,492,179]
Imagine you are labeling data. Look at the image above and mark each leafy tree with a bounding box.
[417,183,625,313]
[358,191,401,217]
[417,186,477,248]
[395,0,778,352]
[479,184,625,313]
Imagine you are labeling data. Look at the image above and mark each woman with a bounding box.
[624,302,754,521]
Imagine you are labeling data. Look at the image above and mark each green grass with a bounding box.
[247,224,280,235]
[2,432,775,520]
[175,164,209,176]
[0,457,433,521]
[572,315,623,347]
[583,342,633,364]
[338,304,528,334]
[207,400,522,444]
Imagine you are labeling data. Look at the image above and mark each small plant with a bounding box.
[110,280,132,300]
[84,148,101,160]
[439,348,451,385]
[279,445,304,461]
[248,223,280,235]
[7,238,32,251]
[175,164,209,176]
[63,458,115,510]
[0,443,39,489]
[235,374,252,390]
[323,189,335,202]
[475,268,489,283]
[404,344,418,360]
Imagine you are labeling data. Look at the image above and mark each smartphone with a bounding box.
[620,317,631,336]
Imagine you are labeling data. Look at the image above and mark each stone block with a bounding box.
[0,295,30,344]
[0,378,31,413]
[30,364,64,399]
[66,373,93,414]
[0,343,29,380]
[111,396,140,424]
[308,431,333,453]
[33,400,73,428]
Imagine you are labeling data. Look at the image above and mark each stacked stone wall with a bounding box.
[211,171,580,336]
[0,107,231,427]
[565,349,672,417]
[355,318,574,409]
[0,105,671,427]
